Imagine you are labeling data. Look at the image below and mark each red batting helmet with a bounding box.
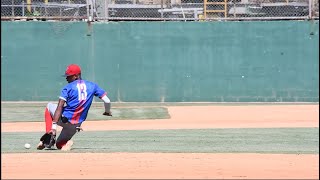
[64,64,81,77]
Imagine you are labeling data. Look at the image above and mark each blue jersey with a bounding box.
[59,79,106,124]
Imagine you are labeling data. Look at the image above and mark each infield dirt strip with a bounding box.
[2,105,319,179]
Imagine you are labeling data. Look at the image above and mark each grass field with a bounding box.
[1,102,319,179]
[1,128,319,153]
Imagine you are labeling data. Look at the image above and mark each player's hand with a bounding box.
[103,112,112,116]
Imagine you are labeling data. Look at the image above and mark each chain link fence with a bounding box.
[1,0,319,21]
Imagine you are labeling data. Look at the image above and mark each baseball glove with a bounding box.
[40,132,56,148]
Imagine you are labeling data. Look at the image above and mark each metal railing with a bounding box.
[1,0,319,21]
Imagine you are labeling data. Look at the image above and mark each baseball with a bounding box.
[24,143,31,149]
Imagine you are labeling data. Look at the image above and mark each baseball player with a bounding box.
[37,64,112,151]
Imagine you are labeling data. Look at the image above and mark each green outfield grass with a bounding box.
[1,102,317,122]
[1,128,318,154]
[1,106,170,122]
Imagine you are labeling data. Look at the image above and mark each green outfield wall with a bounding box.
[1,21,319,102]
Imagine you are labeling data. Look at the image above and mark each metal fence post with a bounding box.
[86,0,90,21]
[90,0,93,21]
[60,6,62,20]
[44,1,47,17]
[11,0,14,17]
[105,0,109,21]
[22,1,25,16]
[309,0,312,19]
[161,0,164,18]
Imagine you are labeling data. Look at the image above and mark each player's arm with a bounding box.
[95,83,112,116]
[50,99,66,134]
[101,94,112,116]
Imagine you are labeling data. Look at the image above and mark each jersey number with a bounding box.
[77,83,87,101]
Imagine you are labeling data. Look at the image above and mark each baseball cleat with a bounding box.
[76,127,83,132]
[37,141,45,150]
[61,140,73,151]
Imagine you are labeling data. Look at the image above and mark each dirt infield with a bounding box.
[2,105,319,179]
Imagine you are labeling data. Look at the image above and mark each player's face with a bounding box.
[66,75,77,83]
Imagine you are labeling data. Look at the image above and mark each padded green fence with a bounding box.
[1,21,319,102]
